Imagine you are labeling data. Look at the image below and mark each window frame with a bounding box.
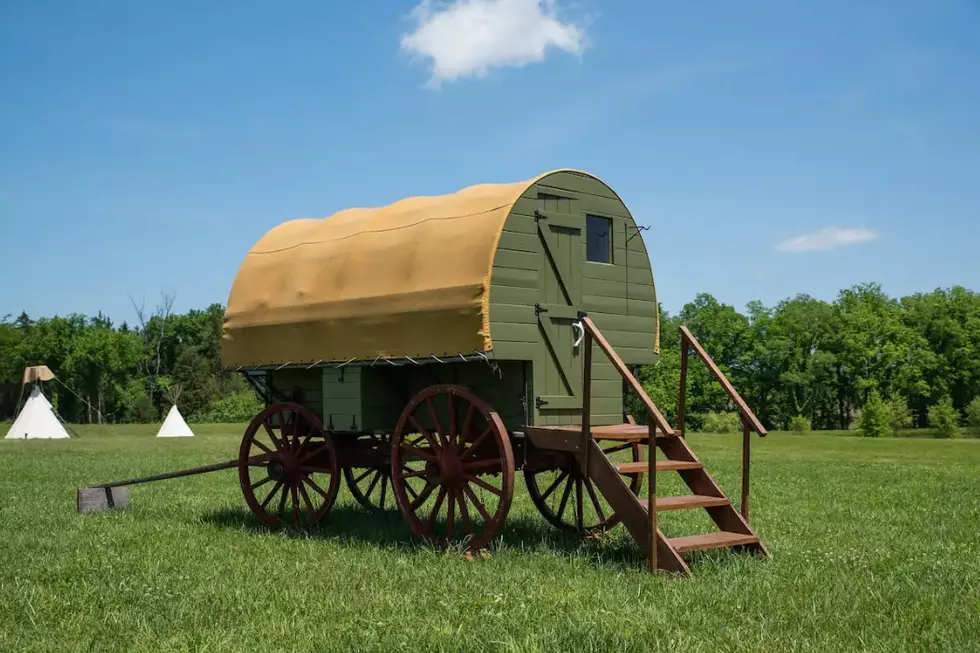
[586,214,614,264]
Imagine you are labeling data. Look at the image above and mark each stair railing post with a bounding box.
[741,417,750,521]
[581,326,592,469]
[648,421,658,572]
[676,336,689,437]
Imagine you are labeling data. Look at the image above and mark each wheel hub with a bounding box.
[267,454,300,484]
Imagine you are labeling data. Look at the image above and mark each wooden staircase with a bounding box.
[526,319,770,576]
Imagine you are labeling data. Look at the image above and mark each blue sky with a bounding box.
[1,0,978,324]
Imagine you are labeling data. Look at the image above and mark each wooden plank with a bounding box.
[669,532,759,554]
[627,299,659,318]
[538,303,578,319]
[641,495,731,511]
[589,313,658,334]
[501,212,537,235]
[583,294,627,315]
[489,340,537,361]
[525,426,582,452]
[582,262,627,283]
[488,285,536,306]
[582,278,657,302]
[491,267,538,289]
[496,230,539,253]
[489,322,537,343]
[616,460,702,473]
[488,303,535,325]
[492,248,539,272]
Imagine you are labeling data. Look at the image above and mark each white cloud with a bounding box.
[776,226,879,252]
[400,0,587,86]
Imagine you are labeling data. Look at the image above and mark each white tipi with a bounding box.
[6,385,71,439]
[156,404,195,438]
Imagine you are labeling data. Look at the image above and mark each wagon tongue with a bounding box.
[76,457,244,514]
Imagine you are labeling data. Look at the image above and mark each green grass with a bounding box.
[1,425,977,652]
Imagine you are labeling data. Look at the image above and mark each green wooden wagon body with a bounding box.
[220,169,663,545]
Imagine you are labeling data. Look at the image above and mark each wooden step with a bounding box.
[525,423,677,452]
[615,460,703,474]
[639,495,731,511]
[668,531,760,554]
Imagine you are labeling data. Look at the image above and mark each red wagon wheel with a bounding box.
[344,432,396,512]
[238,402,341,529]
[525,439,643,534]
[391,385,514,550]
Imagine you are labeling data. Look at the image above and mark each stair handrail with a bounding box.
[580,317,673,435]
[678,326,767,437]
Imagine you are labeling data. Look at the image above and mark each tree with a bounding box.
[859,390,892,438]
[928,396,961,438]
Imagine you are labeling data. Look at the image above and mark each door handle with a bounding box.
[572,321,585,347]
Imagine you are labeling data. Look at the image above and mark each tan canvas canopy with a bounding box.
[222,169,627,367]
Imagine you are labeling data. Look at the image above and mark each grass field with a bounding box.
[1,424,977,652]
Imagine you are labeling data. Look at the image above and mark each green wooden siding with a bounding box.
[487,171,659,428]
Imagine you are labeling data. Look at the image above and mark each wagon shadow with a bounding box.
[202,504,645,571]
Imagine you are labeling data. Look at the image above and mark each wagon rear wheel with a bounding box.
[238,402,341,529]
[391,385,514,550]
[344,432,396,512]
[525,439,643,534]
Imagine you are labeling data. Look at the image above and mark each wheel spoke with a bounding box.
[457,403,476,453]
[410,481,438,511]
[446,490,456,540]
[304,476,330,500]
[261,481,284,507]
[251,439,273,454]
[461,458,500,472]
[291,485,301,527]
[250,475,273,490]
[455,488,473,534]
[466,474,502,496]
[426,485,447,532]
[263,420,283,451]
[379,474,388,509]
[539,471,568,502]
[556,475,574,521]
[585,478,605,523]
[353,468,374,485]
[461,483,492,523]
[410,415,440,451]
[364,470,382,501]
[602,443,632,455]
[398,469,427,479]
[460,428,492,460]
[298,480,316,521]
[425,397,448,448]
[401,444,436,462]
[277,482,289,518]
[575,477,584,531]
[248,452,274,467]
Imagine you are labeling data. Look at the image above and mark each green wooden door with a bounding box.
[533,196,584,424]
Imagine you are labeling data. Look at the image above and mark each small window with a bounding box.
[586,215,612,263]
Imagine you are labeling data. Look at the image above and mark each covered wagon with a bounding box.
[86,169,770,575]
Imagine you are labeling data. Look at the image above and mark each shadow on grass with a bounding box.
[201,503,646,571]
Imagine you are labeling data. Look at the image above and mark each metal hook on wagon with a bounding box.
[429,354,445,364]
[306,359,324,369]
[275,361,293,371]
[572,321,585,348]
[337,358,356,368]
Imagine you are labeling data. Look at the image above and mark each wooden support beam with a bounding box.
[677,338,689,437]
[647,421,657,572]
[741,418,750,521]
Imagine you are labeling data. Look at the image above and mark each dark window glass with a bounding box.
[586,215,612,263]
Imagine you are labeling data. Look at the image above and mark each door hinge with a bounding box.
[534,210,547,222]
[534,303,548,316]
[535,397,549,409]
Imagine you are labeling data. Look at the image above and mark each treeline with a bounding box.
[2,283,980,433]
[639,283,980,435]
[0,298,261,424]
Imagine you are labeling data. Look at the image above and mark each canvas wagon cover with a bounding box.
[222,174,554,368]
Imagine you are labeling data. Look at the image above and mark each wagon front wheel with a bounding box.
[238,402,341,529]
[391,385,514,550]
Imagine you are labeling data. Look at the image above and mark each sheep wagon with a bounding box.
[84,169,770,575]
